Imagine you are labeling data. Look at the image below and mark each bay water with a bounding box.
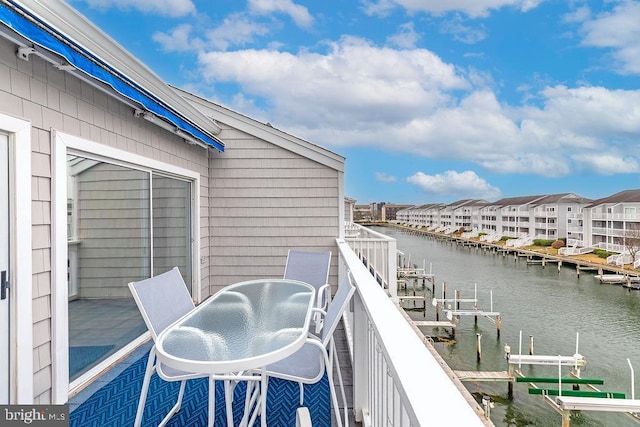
[374,226,640,427]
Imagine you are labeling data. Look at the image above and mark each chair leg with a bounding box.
[159,380,186,427]
[296,407,313,427]
[225,380,234,427]
[134,349,157,427]
[326,341,347,427]
[331,344,349,427]
[241,379,259,426]
[327,368,343,427]
[298,382,304,406]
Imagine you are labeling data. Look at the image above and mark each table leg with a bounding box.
[208,376,215,427]
[261,371,268,427]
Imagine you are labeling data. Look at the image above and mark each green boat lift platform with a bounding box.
[516,376,604,385]
[528,388,625,399]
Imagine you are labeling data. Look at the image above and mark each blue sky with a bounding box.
[69,0,640,205]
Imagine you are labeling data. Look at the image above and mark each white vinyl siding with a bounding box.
[209,130,340,294]
[0,35,210,401]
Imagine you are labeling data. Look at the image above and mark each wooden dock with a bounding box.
[455,370,513,382]
[414,320,456,328]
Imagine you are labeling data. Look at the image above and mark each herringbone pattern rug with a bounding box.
[70,352,330,426]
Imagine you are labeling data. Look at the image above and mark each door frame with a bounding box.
[53,130,201,401]
[0,112,32,404]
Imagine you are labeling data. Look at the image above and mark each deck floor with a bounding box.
[69,299,360,426]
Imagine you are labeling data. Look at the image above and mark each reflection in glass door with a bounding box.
[67,154,194,381]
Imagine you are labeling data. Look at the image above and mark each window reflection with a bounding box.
[67,154,193,381]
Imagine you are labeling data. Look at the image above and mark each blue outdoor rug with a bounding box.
[70,352,331,426]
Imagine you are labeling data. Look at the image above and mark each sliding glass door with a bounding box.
[67,153,194,381]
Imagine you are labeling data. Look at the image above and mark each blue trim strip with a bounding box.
[0,2,224,151]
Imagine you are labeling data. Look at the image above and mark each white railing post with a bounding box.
[388,238,398,300]
[351,287,369,424]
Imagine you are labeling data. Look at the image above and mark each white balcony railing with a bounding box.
[591,212,640,221]
[345,223,398,298]
[336,236,487,426]
[594,242,625,253]
[591,227,626,237]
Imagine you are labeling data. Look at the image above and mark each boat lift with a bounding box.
[435,283,502,337]
[555,358,640,426]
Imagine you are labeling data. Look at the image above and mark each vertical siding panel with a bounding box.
[208,131,340,296]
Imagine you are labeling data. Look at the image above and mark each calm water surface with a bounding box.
[375,226,640,427]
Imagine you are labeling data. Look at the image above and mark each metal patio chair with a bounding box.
[265,273,356,427]
[284,249,332,312]
[129,267,235,427]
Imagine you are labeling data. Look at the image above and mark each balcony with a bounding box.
[591,212,640,221]
[69,224,489,426]
[591,227,625,237]
[533,208,558,218]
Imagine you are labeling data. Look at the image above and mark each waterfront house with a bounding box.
[399,194,591,243]
[530,193,592,241]
[398,202,450,228]
[486,193,591,241]
[447,199,489,231]
[0,1,489,425]
[582,189,640,258]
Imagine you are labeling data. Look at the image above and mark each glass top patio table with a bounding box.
[155,278,316,375]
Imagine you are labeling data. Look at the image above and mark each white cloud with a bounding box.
[407,170,502,200]
[153,24,202,52]
[571,153,640,175]
[194,36,640,180]
[579,1,640,74]
[78,0,195,17]
[198,36,467,125]
[440,16,486,44]
[153,15,271,52]
[248,0,314,28]
[375,172,397,183]
[563,5,591,24]
[361,0,545,18]
[387,22,420,49]
[205,14,271,51]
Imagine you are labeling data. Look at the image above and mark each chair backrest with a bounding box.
[321,273,356,344]
[128,267,195,341]
[283,250,331,291]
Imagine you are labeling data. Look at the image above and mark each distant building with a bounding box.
[583,189,640,254]
[370,202,386,221]
[354,204,373,221]
[397,193,593,241]
[382,204,413,221]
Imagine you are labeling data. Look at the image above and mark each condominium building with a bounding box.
[582,189,640,253]
[397,193,593,242]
